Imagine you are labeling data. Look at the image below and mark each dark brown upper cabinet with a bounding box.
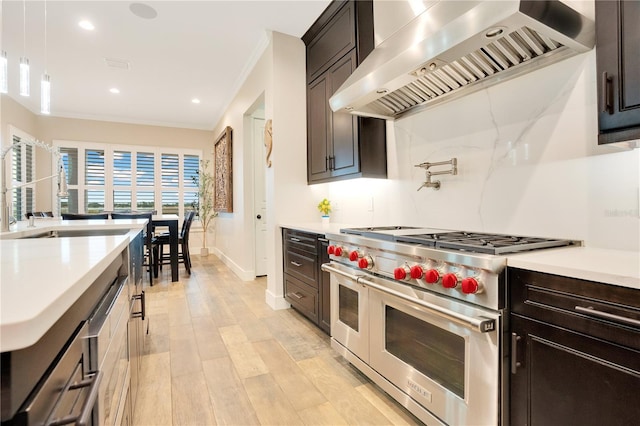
[303,0,387,184]
[596,0,640,144]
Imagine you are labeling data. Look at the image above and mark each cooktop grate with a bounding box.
[394,231,575,255]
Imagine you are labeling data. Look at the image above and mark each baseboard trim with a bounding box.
[265,289,290,310]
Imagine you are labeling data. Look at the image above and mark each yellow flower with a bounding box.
[317,198,331,215]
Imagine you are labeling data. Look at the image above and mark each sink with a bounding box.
[22,229,130,238]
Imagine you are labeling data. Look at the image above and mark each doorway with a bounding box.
[252,114,267,277]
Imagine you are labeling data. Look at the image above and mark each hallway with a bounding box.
[133,254,421,425]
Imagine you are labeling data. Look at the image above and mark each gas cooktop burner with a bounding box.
[339,227,576,255]
[395,231,575,254]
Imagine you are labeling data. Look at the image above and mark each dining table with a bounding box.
[152,214,180,282]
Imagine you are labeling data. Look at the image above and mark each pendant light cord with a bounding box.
[44,0,47,72]
[23,0,26,56]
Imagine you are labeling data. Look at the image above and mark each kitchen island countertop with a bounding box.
[507,246,639,290]
[0,219,146,352]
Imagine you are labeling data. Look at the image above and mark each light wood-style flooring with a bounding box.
[134,254,422,426]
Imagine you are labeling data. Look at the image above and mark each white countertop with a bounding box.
[279,222,356,236]
[507,246,639,290]
[0,219,146,352]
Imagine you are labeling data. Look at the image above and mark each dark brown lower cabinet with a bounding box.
[509,268,640,426]
[282,228,330,334]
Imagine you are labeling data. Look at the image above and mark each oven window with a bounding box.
[385,306,465,398]
[339,285,359,331]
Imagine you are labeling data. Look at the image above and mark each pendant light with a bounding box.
[41,0,51,114]
[19,0,30,97]
[0,51,7,94]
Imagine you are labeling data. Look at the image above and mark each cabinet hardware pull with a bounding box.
[601,72,613,114]
[290,261,302,267]
[47,370,103,426]
[292,292,304,299]
[290,237,301,242]
[511,333,522,374]
[132,291,146,321]
[575,305,640,327]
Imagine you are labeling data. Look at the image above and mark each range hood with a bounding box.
[329,0,595,120]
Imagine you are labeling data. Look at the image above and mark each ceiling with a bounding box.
[1,1,331,130]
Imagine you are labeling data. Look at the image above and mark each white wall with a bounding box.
[311,49,639,251]
[210,32,316,310]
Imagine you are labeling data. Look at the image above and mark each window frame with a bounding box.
[52,140,202,218]
[8,126,37,220]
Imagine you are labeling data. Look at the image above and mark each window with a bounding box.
[8,130,36,220]
[54,141,201,217]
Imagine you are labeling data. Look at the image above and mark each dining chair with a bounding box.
[153,210,195,277]
[62,213,110,220]
[111,212,155,286]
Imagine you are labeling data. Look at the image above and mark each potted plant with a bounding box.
[317,198,331,225]
[192,159,218,256]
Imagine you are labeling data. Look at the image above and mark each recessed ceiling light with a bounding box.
[191,98,201,104]
[78,20,95,31]
[110,88,120,94]
[129,3,158,19]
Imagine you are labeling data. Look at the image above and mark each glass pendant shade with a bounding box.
[41,74,51,114]
[19,57,30,96]
[0,51,7,94]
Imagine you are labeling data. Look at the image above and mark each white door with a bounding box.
[253,117,267,276]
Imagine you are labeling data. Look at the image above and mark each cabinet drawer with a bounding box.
[283,228,318,254]
[284,248,318,288]
[509,268,640,350]
[306,1,356,82]
[285,275,318,323]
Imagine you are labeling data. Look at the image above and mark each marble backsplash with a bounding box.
[310,52,639,251]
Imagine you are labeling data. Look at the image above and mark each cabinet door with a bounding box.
[596,0,640,144]
[306,1,356,82]
[510,314,640,426]
[307,74,331,182]
[329,50,359,178]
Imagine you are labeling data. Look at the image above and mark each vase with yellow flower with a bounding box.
[317,198,331,226]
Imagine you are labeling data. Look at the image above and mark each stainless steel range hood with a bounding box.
[329,0,595,120]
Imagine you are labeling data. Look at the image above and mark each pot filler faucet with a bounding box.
[1,139,68,231]
[416,157,457,191]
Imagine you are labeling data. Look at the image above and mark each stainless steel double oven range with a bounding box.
[322,226,575,425]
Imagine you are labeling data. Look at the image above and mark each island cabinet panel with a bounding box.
[596,0,640,144]
[282,228,331,334]
[303,0,387,184]
[508,268,640,425]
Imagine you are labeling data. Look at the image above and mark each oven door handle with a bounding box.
[321,263,363,282]
[358,276,496,334]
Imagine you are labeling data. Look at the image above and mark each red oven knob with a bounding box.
[358,256,373,270]
[334,246,344,257]
[462,277,480,294]
[394,266,410,280]
[349,250,361,261]
[327,245,336,255]
[410,265,424,279]
[442,273,459,288]
[425,269,440,284]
